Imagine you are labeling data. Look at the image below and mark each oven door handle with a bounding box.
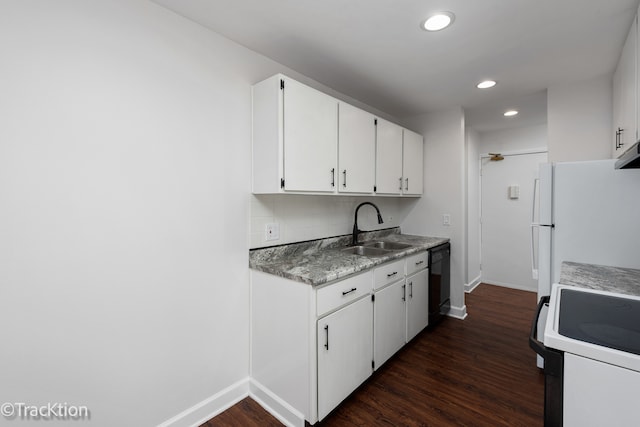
[529,295,550,357]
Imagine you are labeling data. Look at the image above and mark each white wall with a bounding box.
[0,1,346,425]
[465,128,481,290]
[250,195,416,248]
[402,108,467,318]
[478,124,548,154]
[548,74,612,162]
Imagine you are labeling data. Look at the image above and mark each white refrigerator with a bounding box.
[531,159,640,367]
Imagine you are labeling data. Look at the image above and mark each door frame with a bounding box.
[478,148,548,285]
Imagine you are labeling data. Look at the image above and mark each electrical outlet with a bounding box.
[265,223,280,241]
[442,214,451,226]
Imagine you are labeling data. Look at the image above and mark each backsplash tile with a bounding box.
[250,194,418,248]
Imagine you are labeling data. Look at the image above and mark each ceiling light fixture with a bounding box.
[477,80,497,89]
[422,12,455,32]
[504,110,519,117]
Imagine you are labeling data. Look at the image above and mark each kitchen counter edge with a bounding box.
[249,229,449,287]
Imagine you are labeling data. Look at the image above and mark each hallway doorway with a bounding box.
[480,150,547,291]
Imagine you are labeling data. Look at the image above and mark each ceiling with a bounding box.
[152,0,638,132]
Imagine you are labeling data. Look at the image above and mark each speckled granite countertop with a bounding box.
[560,261,640,297]
[249,227,449,286]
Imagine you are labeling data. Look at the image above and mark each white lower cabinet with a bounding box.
[317,296,373,420]
[250,248,433,425]
[373,251,429,370]
[373,279,406,369]
[406,268,429,341]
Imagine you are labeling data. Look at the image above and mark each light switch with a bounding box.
[442,214,451,226]
[508,185,520,199]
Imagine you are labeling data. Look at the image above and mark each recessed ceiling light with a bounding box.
[477,80,497,89]
[504,110,519,117]
[422,12,455,32]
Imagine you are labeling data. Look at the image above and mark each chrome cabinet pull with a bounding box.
[342,287,357,296]
[387,271,398,278]
[324,325,329,350]
[331,168,335,187]
[415,260,424,266]
[399,177,403,190]
[409,281,413,298]
[405,178,409,191]
[402,284,406,301]
[343,170,347,187]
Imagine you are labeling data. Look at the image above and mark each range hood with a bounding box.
[615,141,640,169]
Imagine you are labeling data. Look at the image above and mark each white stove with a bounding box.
[533,284,640,426]
[545,284,640,373]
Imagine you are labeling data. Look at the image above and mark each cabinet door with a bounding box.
[338,103,376,194]
[402,129,424,195]
[375,118,403,195]
[283,78,338,192]
[406,269,429,342]
[613,15,638,158]
[317,296,373,421]
[613,60,624,157]
[374,280,406,369]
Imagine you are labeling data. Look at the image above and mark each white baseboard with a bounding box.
[465,275,482,293]
[446,304,467,320]
[249,379,305,427]
[157,378,249,427]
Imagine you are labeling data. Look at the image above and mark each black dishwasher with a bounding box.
[429,242,450,325]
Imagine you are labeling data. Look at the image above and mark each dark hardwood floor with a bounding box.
[202,284,544,426]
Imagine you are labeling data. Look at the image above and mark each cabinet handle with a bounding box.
[402,284,406,301]
[415,260,424,266]
[331,168,335,187]
[342,287,357,296]
[387,271,398,278]
[409,281,413,298]
[343,170,347,188]
[617,127,625,150]
[405,178,409,191]
[324,325,329,350]
[399,177,403,190]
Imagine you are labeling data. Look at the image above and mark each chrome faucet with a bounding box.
[352,202,384,246]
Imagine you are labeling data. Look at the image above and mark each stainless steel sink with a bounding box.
[361,241,413,250]
[340,246,391,257]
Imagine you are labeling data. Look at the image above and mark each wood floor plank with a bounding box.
[201,284,544,426]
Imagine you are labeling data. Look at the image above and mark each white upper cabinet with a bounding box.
[252,74,338,193]
[375,118,404,195]
[402,129,424,196]
[252,74,423,196]
[283,78,338,192]
[375,121,424,196]
[338,102,376,194]
[613,14,638,158]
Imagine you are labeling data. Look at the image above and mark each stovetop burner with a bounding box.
[559,289,640,356]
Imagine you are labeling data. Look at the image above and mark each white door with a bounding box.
[283,78,338,192]
[481,152,547,291]
[373,279,406,369]
[317,296,373,421]
[406,268,429,341]
[338,102,376,193]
